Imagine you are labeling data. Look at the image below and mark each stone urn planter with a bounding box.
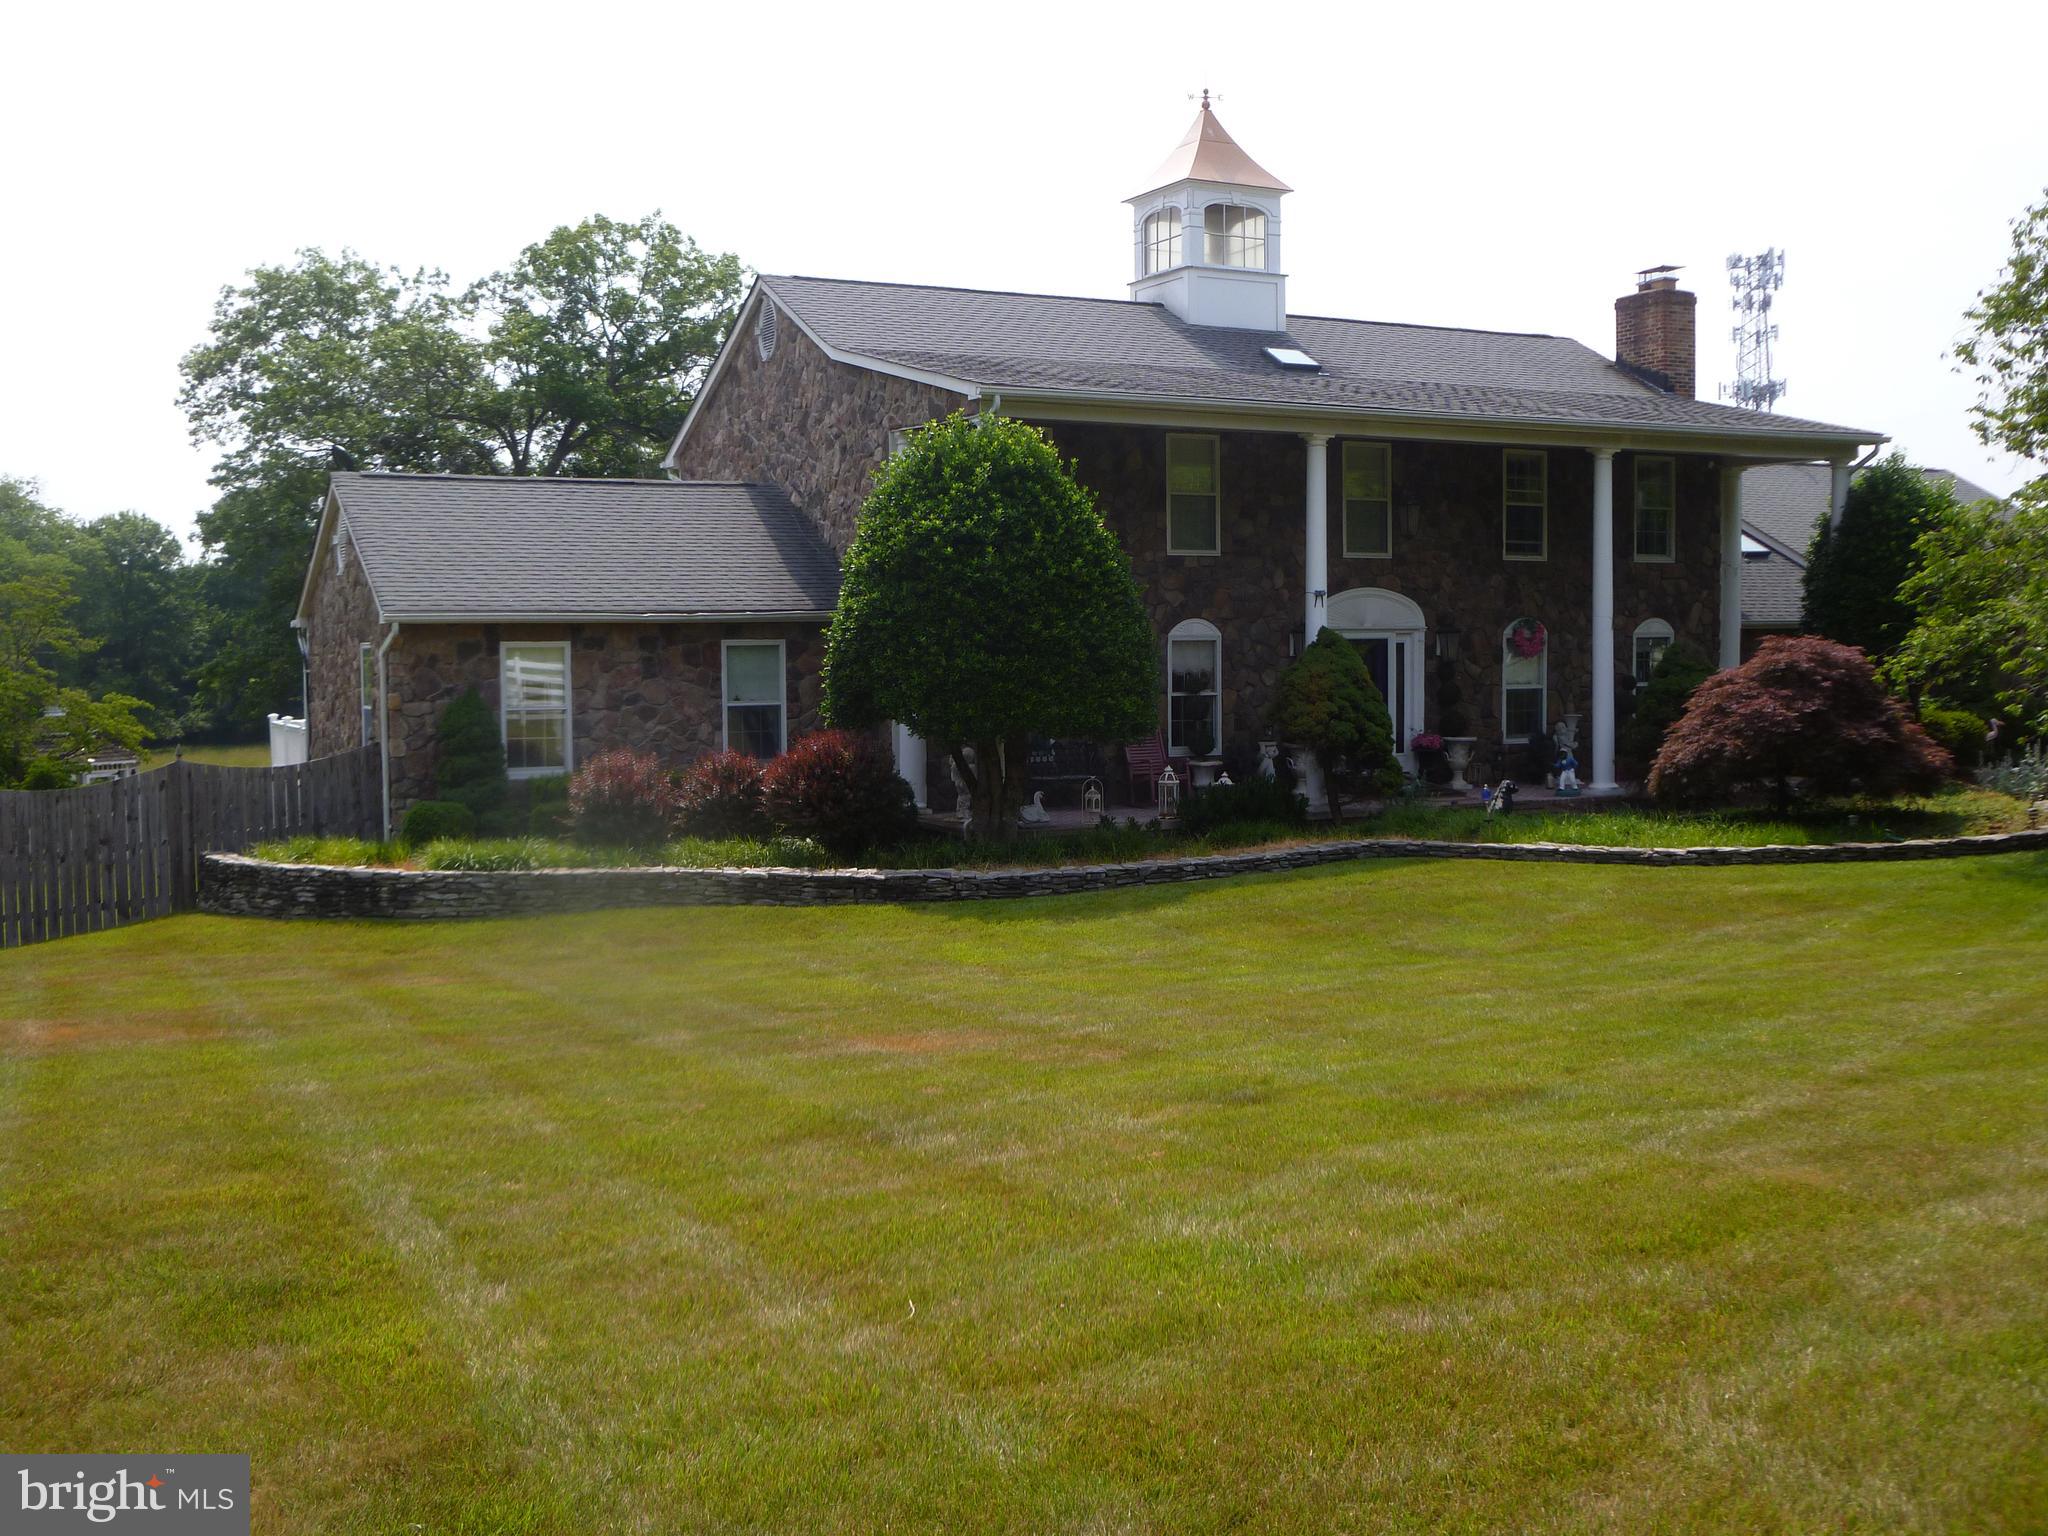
[1286,746,1330,816]
[1441,737,1478,792]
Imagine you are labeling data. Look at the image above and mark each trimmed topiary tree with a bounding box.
[1649,635,1952,809]
[1915,704,1988,772]
[1271,629,1402,816]
[400,798,475,848]
[760,729,917,858]
[1617,644,1714,784]
[822,413,1156,839]
[435,687,508,821]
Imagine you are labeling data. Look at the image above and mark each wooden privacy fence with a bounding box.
[0,747,377,948]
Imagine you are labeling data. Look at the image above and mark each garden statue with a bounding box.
[1257,741,1279,780]
[1555,744,1581,795]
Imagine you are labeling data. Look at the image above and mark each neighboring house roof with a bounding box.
[1132,100,1292,198]
[1734,461,2012,630]
[308,473,840,623]
[718,274,1883,454]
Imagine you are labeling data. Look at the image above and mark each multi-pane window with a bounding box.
[1633,619,1674,686]
[1203,204,1266,268]
[1342,442,1392,557]
[1504,450,1547,558]
[357,644,376,747]
[722,640,786,759]
[1167,623,1221,757]
[501,641,571,776]
[1166,434,1221,554]
[1635,456,1676,560]
[1144,208,1182,274]
[1502,620,1547,741]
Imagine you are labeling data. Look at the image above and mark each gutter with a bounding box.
[375,620,400,841]
[379,609,833,625]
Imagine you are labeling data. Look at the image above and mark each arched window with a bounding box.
[1203,204,1266,268]
[1167,618,1222,757]
[1143,208,1182,274]
[1502,619,1548,742]
[1632,619,1674,687]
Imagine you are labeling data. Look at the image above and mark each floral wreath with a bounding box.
[1507,619,1547,659]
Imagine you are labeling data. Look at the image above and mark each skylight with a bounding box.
[1263,346,1320,370]
[1740,533,1770,557]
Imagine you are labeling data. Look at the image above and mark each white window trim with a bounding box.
[1201,202,1269,270]
[1633,455,1677,563]
[357,642,375,747]
[1165,433,1222,556]
[721,638,788,757]
[1503,449,1548,561]
[1341,441,1393,559]
[1501,619,1548,743]
[500,639,574,780]
[1143,207,1182,274]
[1632,618,1675,686]
[1166,618,1223,758]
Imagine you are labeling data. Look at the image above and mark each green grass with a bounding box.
[249,788,2027,874]
[141,740,271,771]
[5,856,2047,1532]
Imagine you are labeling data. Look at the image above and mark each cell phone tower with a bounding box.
[1722,249,1786,411]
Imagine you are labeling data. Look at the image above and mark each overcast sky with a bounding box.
[2,0,2040,543]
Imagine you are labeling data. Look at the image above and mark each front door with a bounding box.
[1351,633,1413,765]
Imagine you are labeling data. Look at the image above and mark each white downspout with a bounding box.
[376,621,401,841]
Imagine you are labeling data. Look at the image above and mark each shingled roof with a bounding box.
[740,274,1883,449]
[311,473,839,623]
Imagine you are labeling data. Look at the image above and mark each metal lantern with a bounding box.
[1082,777,1104,815]
[1157,765,1180,822]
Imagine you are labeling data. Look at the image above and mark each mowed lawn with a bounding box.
[4,857,2046,1534]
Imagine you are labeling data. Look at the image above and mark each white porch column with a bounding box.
[1828,457,1852,529]
[893,723,927,809]
[1719,466,1745,669]
[1303,432,1330,642]
[1589,448,1618,793]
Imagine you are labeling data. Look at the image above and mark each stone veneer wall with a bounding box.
[304,516,382,761]
[1037,422,1723,771]
[380,621,825,813]
[202,828,2048,919]
[669,295,970,555]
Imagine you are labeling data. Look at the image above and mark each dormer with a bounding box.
[1126,94,1291,332]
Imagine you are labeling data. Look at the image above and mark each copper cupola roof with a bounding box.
[1130,92,1292,200]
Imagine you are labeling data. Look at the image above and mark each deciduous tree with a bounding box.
[822,414,1156,838]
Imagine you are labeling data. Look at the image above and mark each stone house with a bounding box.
[297,99,1886,829]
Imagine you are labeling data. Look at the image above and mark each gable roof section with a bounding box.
[745,274,1881,449]
[310,473,838,623]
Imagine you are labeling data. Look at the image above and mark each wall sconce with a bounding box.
[1435,628,1462,659]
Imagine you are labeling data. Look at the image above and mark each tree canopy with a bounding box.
[1803,454,1959,658]
[178,215,744,733]
[1649,635,1950,809]
[822,413,1156,836]
[1957,189,2048,463]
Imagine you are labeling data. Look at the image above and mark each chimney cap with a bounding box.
[1635,264,1685,292]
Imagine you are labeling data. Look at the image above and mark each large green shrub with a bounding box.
[401,798,475,848]
[1804,455,1959,658]
[760,730,916,859]
[1271,630,1402,814]
[1916,704,1988,771]
[822,413,1155,838]
[1618,645,1714,783]
[435,688,508,820]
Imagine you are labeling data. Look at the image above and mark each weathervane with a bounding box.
[1188,88,1221,110]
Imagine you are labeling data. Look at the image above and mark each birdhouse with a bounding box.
[1082,777,1104,816]
[1157,765,1180,821]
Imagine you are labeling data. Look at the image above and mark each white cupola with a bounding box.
[1126,93,1291,332]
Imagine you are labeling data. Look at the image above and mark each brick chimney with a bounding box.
[1614,265,1696,397]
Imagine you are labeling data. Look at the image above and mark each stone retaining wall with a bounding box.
[200,828,2048,921]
